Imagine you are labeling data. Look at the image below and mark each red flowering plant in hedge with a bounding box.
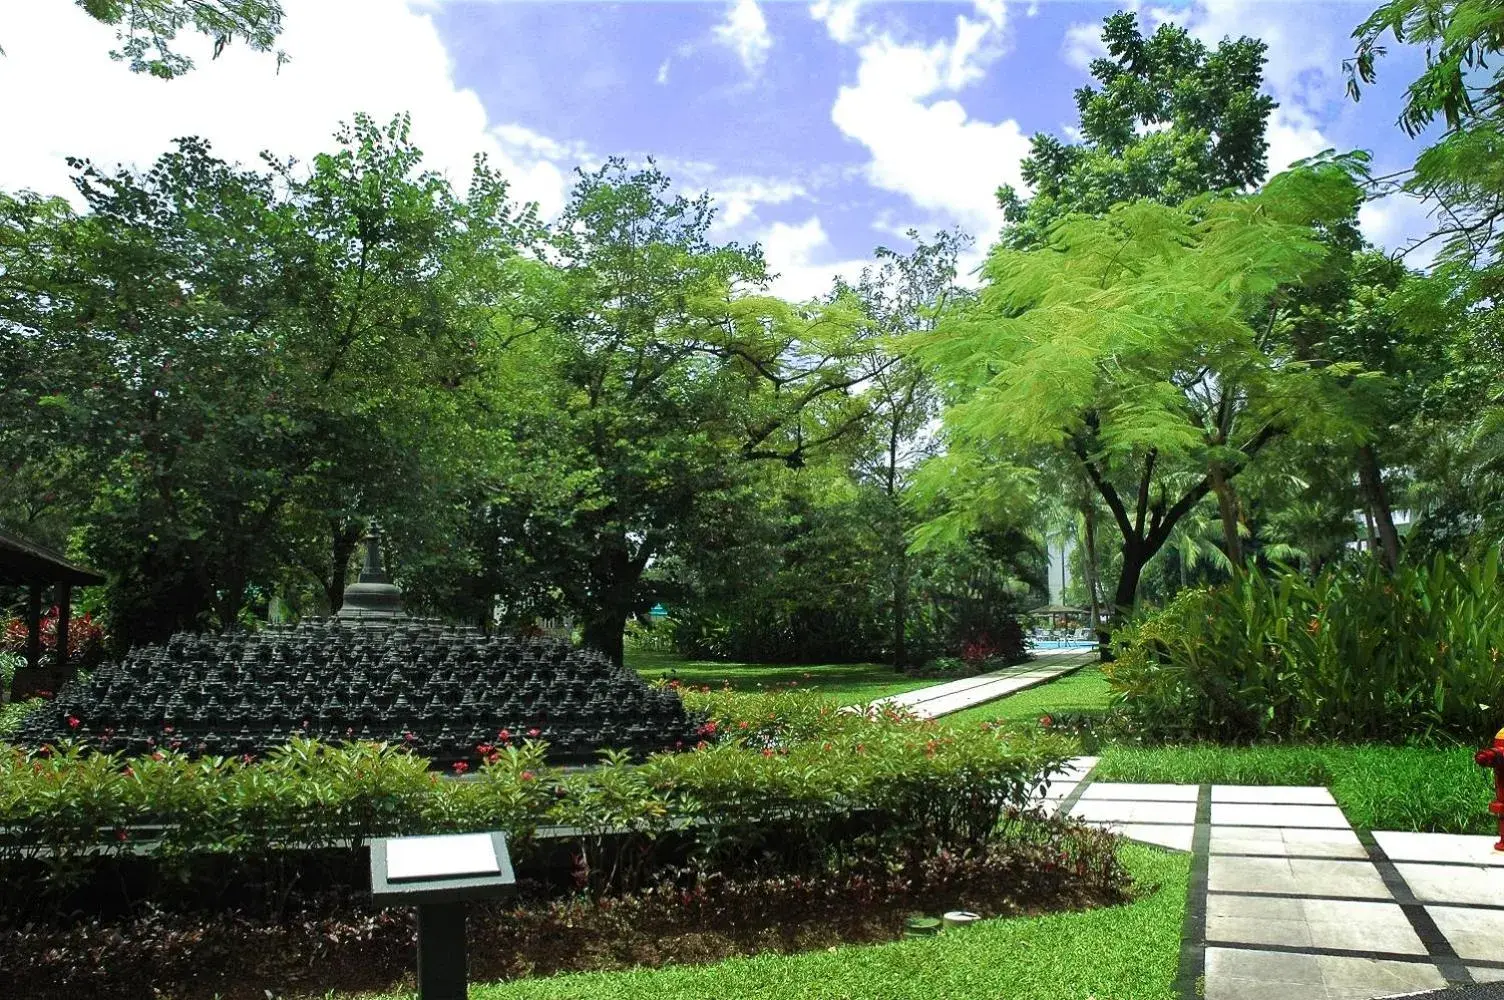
[2,606,106,668]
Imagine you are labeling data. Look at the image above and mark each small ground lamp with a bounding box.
[370,831,517,1000]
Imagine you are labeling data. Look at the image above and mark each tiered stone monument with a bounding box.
[17,525,703,767]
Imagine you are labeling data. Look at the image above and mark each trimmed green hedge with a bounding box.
[1,690,1075,900]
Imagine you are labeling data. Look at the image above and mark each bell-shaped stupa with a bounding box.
[18,522,703,767]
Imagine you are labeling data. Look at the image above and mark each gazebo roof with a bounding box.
[1028,603,1088,616]
[0,528,106,587]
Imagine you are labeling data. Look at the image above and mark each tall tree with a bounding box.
[835,228,971,669]
[996,10,1276,249]
[487,160,877,665]
[912,163,1371,631]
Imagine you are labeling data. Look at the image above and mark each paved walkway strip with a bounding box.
[871,651,1093,719]
[1028,758,1504,999]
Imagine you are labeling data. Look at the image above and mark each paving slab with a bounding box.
[1070,798,1198,825]
[1212,803,1355,829]
[1080,782,1200,802]
[1375,833,1504,868]
[1208,856,1391,898]
[1473,968,1504,983]
[1213,786,1338,806]
[1211,826,1368,859]
[1425,906,1504,963]
[1394,864,1504,907]
[1116,823,1194,852]
[1205,947,1447,1000]
[1207,894,1426,955]
[872,654,1093,718]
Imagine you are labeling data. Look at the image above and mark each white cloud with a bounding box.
[0,0,577,219]
[825,5,1029,240]
[810,0,864,45]
[714,177,810,229]
[656,59,671,85]
[1360,193,1440,269]
[713,0,773,76]
[1263,104,1332,176]
[1062,21,1107,72]
[760,217,868,302]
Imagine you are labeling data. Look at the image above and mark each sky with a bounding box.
[0,0,1445,302]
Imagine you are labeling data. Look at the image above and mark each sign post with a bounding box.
[370,831,517,1000]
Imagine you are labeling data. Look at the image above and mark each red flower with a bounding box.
[476,744,495,756]
[403,731,416,743]
[1039,715,1054,727]
[452,761,469,774]
[241,753,255,764]
[151,752,164,761]
[761,748,774,757]
[738,721,749,730]
[66,716,80,729]
[527,728,541,738]
[498,729,511,741]
[520,770,536,782]
[115,828,129,843]
[163,726,174,734]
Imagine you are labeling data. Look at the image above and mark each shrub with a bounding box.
[1,608,106,669]
[1107,550,1504,744]
[0,702,1076,910]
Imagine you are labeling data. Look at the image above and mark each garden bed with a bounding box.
[0,818,1126,1000]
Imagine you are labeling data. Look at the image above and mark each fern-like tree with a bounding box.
[911,162,1375,631]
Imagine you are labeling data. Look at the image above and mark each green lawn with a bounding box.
[357,842,1186,1000]
[628,651,936,705]
[939,664,1113,729]
[1097,743,1495,834]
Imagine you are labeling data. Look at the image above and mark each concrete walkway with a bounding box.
[870,650,1094,719]
[1031,758,1504,1000]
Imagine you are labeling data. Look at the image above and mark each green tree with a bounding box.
[485,160,876,665]
[912,163,1371,629]
[997,10,1276,249]
[72,0,285,77]
[834,228,971,669]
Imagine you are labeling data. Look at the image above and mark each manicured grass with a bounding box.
[1097,743,1496,835]
[353,842,1186,1000]
[939,664,1113,729]
[629,651,935,706]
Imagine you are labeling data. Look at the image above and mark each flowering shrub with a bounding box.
[1,607,105,667]
[0,694,1076,906]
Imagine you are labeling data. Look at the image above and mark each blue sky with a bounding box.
[0,1,1443,300]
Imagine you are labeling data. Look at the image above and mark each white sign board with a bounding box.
[386,833,501,883]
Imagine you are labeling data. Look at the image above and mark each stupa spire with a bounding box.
[337,520,406,620]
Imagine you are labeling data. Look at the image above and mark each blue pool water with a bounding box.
[1030,639,1097,649]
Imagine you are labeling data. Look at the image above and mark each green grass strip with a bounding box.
[1097,743,1495,835]
[629,653,936,706]
[415,842,1186,1000]
[940,665,1113,729]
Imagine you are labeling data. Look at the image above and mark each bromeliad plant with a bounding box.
[1107,548,1504,744]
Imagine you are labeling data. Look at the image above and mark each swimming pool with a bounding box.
[1029,639,1097,649]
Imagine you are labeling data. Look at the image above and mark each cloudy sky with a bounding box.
[0,0,1442,301]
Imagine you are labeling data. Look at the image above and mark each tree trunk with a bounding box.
[1105,543,1145,662]
[892,549,909,672]
[1209,461,1244,570]
[324,522,362,615]
[1081,505,1101,628]
[1357,443,1401,571]
[582,610,628,668]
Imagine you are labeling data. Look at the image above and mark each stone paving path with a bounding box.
[870,650,1093,719]
[1031,757,1504,1000]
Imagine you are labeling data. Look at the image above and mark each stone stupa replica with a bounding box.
[18,524,703,767]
